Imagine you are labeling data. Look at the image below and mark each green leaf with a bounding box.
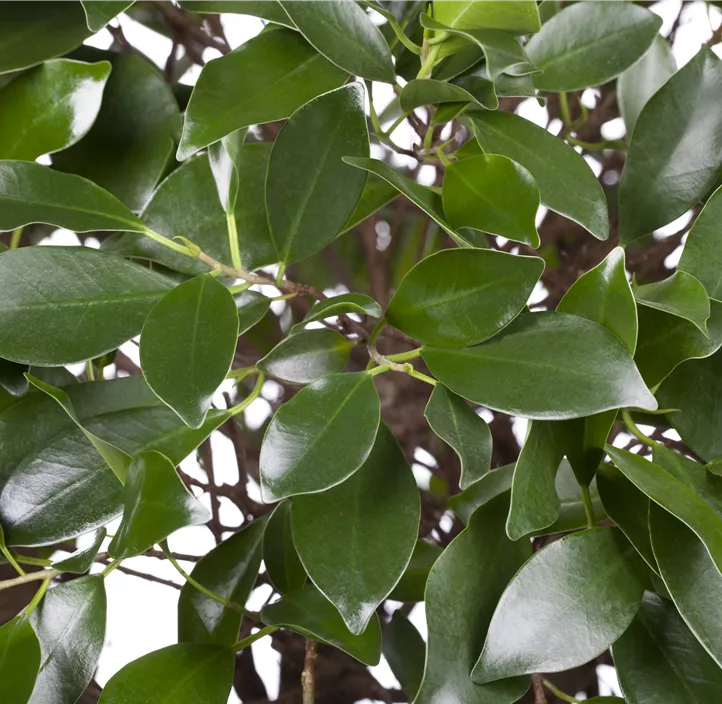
[423,312,657,420]
[399,78,498,112]
[258,329,351,385]
[0,247,174,365]
[635,271,711,335]
[442,155,540,247]
[387,249,544,347]
[266,84,368,265]
[261,587,382,666]
[0,161,149,234]
[235,290,271,335]
[471,111,609,240]
[81,1,134,31]
[415,493,531,704]
[0,59,110,160]
[388,539,443,602]
[208,128,246,213]
[618,35,676,135]
[472,527,646,682]
[0,358,29,397]
[650,506,722,667]
[259,372,380,501]
[0,613,41,704]
[619,46,722,243]
[52,527,106,574]
[433,1,540,34]
[30,575,106,704]
[383,612,425,702]
[182,0,294,27]
[280,1,395,83]
[606,445,722,574]
[53,52,181,212]
[178,29,347,160]
[179,516,266,645]
[526,2,661,92]
[98,643,235,704]
[291,424,419,633]
[340,173,399,234]
[263,501,306,594]
[140,275,239,428]
[0,2,92,74]
[298,293,382,329]
[108,450,209,558]
[425,383,492,488]
[614,591,722,703]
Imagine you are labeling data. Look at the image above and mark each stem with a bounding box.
[0,569,61,592]
[226,211,243,271]
[228,282,252,295]
[14,555,52,567]
[423,121,435,151]
[85,359,95,382]
[384,15,421,54]
[580,485,595,529]
[0,545,25,576]
[231,625,279,652]
[436,147,452,166]
[383,110,413,139]
[558,92,571,128]
[271,292,298,302]
[622,410,656,448]
[102,559,122,577]
[367,364,391,377]
[275,262,287,287]
[142,227,195,256]
[302,639,317,704]
[385,348,422,363]
[542,679,580,704]
[417,43,441,79]
[23,578,51,616]
[229,372,265,416]
[405,366,437,386]
[10,227,22,249]
[567,136,626,152]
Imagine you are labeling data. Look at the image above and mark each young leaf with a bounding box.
[266,83,368,265]
[388,540,443,602]
[423,312,657,420]
[424,383,492,488]
[433,1,540,34]
[471,111,609,240]
[259,372,380,501]
[261,587,382,666]
[178,516,266,645]
[80,1,134,31]
[0,59,111,160]
[263,501,306,595]
[178,29,347,159]
[386,248,545,347]
[108,451,210,558]
[298,293,382,328]
[52,527,106,574]
[291,424,420,634]
[620,46,722,242]
[98,643,235,704]
[442,154,540,247]
[140,275,239,429]
[280,1,395,83]
[0,613,41,704]
[0,247,174,365]
[383,613,425,702]
[30,576,107,704]
[526,2,661,91]
[415,493,531,704]
[472,527,646,683]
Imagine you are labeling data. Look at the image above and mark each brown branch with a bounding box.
[302,639,318,704]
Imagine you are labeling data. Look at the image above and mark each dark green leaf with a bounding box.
[108,451,209,558]
[98,643,234,704]
[425,383,492,488]
[0,358,28,397]
[423,312,657,420]
[81,1,134,31]
[383,612,425,702]
[442,155,540,246]
[182,0,294,27]
[179,516,266,644]
[261,587,381,665]
[178,29,347,159]
[266,84,368,265]
[619,46,722,242]
[415,493,531,704]
[472,527,646,682]
[0,59,111,160]
[340,173,399,234]
[30,575,106,704]
[141,275,239,428]
[434,1,540,34]
[263,501,306,594]
[0,613,40,704]
[400,78,498,112]
[292,424,419,633]
[298,294,382,328]
[471,111,609,240]
[52,528,106,574]
[386,248,544,347]
[0,247,174,365]
[526,2,661,91]
[388,540,443,602]
[259,372,380,501]
[235,290,271,335]
[635,271,710,335]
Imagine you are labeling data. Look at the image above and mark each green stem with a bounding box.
[0,569,61,592]
[272,292,298,302]
[228,282,253,295]
[227,366,259,382]
[427,31,449,45]
[385,348,422,363]
[275,262,287,287]
[142,227,196,256]
[367,364,391,377]
[85,359,95,382]
[385,15,421,54]
[542,679,580,704]
[229,372,265,416]
[383,110,413,139]
[231,625,279,652]
[417,42,441,79]
[405,366,437,386]
[102,559,122,577]
[226,211,243,271]
[0,544,25,576]
[567,135,626,152]
[23,578,51,616]
[368,317,387,347]
[10,227,23,249]
[14,555,52,567]
[423,121,435,151]
[435,147,452,166]
[622,410,656,448]
[558,92,572,127]
[580,485,595,529]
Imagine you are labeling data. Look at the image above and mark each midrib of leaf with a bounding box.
[2,289,167,312]
[154,648,228,703]
[187,277,208,399]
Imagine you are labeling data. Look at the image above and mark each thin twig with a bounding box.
[302,639,318,704]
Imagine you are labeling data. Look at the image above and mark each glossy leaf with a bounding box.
[299,294,382,328]
[292,424,419,633]
[425,383,492,488]
[423,312,657,420]
[235,290,271,335]
[208,128,246,213]
[108,451,209,558]
[387,248,544,347]
[280,1,395,82]
[388,540,443,602]
[619,46,722,242]
[52,528,106,574]
[141,275,239,428]
[81,1,134,31]
[0,358,28,397]
[267,84,368,265]
[526,2,661,92]
[178,29,347,159]
[341,173,399,233]
[261,587,382,665]
[400,77,498,112]
[263,501,306,595]
[383,613,425,702]
[472,527,646,682]
[442,155,540,247]
[471,111,609,240]
[179,517,266,644]
[98,643,234,704]
[182,0,294,27]
[433,1,540,34]
[0,613,41,704]
[415,493,531,704]
[0,247,174,365]
[635,271,710,335]
[0,59,110,160]
[29,576,106,704]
